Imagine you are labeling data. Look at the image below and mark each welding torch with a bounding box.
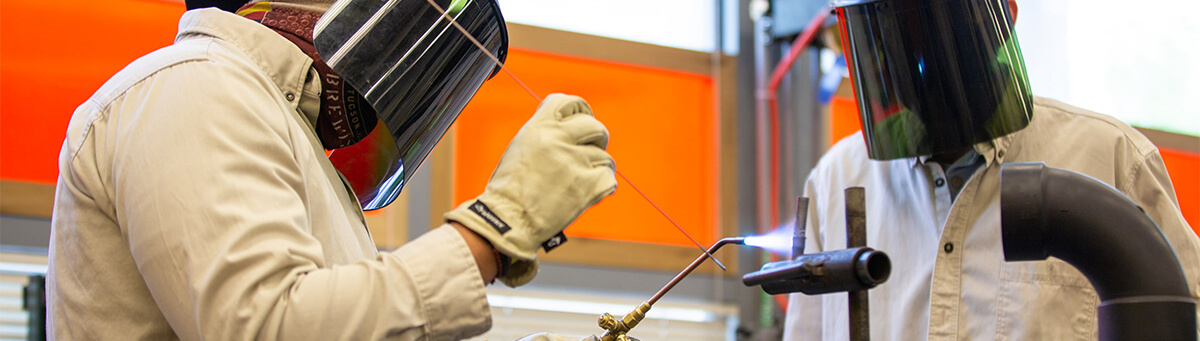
[597,237,746,341]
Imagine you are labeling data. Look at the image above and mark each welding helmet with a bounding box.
[313,0,507,210]
[832,0,1033,160]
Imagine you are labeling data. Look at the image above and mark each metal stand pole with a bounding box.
[24,275,46,341]
[845,187,869,341]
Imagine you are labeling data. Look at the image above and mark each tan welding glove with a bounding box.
[445,94,617,287]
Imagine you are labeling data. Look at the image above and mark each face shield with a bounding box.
[833,0,1034,160]
[313,0,507,210]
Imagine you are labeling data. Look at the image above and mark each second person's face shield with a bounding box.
[313,0,507,210]
[834,0,1034,160]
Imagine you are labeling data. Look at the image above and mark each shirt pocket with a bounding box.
[996,260,1100,341]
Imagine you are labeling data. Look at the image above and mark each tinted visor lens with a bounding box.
[836,0,1033,160]
[316,0,507,210]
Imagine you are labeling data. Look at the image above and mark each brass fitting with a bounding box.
[598,302,651,341]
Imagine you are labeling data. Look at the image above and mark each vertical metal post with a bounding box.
[793,197,809,260]
[845,187,869,341]
[24,275,46,341]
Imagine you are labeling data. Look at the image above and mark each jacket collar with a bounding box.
[910,133,1013,169]
[175,8,319,124]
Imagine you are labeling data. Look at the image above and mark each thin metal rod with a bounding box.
[648,237,745,306]
[424,0,726,270]
[423,0,540,102]
[617,171,726,271]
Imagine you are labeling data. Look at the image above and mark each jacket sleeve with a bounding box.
[1120,149,1200,335]
[109,60,490,341]
[782,172,826,340]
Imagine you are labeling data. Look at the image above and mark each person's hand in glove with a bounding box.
[445,93,617,287]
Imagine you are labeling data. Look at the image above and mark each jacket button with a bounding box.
[285,92,296,101]
[944,242,954,253]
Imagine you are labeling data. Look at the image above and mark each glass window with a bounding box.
[497,0,724,52]
[1016,0,1200,136]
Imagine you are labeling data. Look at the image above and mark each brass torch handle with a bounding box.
[599,302,651,341]
[598,238,745,341]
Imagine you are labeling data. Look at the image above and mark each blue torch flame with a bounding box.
[743,219,797,257]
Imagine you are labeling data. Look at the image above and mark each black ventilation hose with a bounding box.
[185,0,251,12]
[1001,162,1196,340]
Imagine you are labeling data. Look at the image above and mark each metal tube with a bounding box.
[742,247,890,294]
[648,237,746,306]
[794,197,810,259]
[845,187,869,341]
[845,188,866,248]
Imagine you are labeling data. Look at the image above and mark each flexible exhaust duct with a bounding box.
[1001,162,1196,340]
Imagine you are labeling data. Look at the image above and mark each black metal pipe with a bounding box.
[1001,162,1196,340]
[742,246,890,295]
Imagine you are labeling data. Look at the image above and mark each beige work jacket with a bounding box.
[785,97,1200,340]
[48,9,490,340]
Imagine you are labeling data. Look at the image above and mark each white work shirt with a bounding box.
[48,9,490,340]
[784,97,1200,340]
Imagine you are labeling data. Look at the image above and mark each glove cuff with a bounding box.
[445,199,537,260]
[494,248,512,278]
[445,198,571,261]
[498,259,539,287]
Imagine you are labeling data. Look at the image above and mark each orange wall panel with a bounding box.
[829,95,862,147]
[1160,148,1200,234]
[1,0,185,185]
[453,48,717,247]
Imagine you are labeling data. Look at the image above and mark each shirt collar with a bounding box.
[909,134,1012,169]
[175,8,319,124]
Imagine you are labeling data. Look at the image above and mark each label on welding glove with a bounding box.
[469,200,511,234]
[542,232,567,252]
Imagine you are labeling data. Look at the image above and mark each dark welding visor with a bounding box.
[833,0,1033,160]
[314,0,507,210]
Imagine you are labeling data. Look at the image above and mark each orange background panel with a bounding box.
[828,94,1199,232]
[453,48,717,247]
[829,96,863,147]
[1160,148,1200,235]
[0,0,186,185]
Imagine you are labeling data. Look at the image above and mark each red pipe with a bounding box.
[766,10,830,236]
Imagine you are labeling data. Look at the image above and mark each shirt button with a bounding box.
[934,178,945,187]
[944,242,954,253]
[285,92,296,101]
[950,176,964,188]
